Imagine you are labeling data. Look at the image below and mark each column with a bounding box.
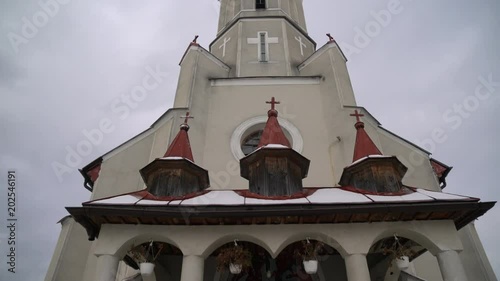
[180,255,204,281]
[95,254,120,281]
[437,250,469,281]
[345,253,371,281]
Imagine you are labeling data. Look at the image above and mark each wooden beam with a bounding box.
[410,212,419,221]
[347,213,354,223]
[424,212,434,220]
[396,212,404,221]
[382,212,392,222]
[333,214,341,223]
[367,213,374,223]
[331,213,337,223]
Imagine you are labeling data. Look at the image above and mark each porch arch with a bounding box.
[369,227,442,256]
[275,231,348,258]
[201,233,273,259]
[114,232,183,259]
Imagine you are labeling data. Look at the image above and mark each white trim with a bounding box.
[181,46,230,72]
[329,47,345,107]
[237,22,243,77]
[298,42,347,72]
[247,31,279,62]
[188,50,200,108]
[211,76,320,87]
[198,47,231,72]
[282,21,292,75]
[230,116,303,160]
[148,131,158,162]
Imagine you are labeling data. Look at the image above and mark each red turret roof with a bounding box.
[258,97,291,148]
[164,123,194,162]
[350,110,382,162]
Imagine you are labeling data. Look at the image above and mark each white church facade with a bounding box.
[45,1,497,281]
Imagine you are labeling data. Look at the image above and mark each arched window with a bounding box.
[256,0,266,9]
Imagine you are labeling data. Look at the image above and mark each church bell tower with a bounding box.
[211,0,315,77]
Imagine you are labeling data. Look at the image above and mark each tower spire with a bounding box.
[258,97,291,148]
[164,112,195,161]
[349,110,382,162]
[240,97,309,196]
[140,112,209,197]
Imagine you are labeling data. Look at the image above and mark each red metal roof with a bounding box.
[258,98,291,148]
[352,121,382,162]
[164,124,194,162]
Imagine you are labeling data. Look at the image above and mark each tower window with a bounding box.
[256,0,266,9]
[259,32,267,62]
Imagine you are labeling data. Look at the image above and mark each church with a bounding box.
[44,1,497,280]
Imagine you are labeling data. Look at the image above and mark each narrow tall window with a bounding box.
[256,0,266,9]
[259,32,267,62]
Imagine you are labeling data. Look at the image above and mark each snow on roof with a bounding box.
[365,192,430,203]
[85,187,479,207]
[245,196,310,205]
[416,188,476,201]
[181,191,245,206]
[348,155,393,167]
[264,144,289,149]
[160,156,184,160]
[307,188,372,204]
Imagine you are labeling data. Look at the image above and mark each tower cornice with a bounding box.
[210,15,316,51]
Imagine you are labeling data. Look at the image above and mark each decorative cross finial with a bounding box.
[326,33,334,42]
[181,112,194,124]
[192,35,199,44]
[266,97,280,110]
[350,110,365,123]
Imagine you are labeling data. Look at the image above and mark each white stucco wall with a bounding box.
[44,217,92,281]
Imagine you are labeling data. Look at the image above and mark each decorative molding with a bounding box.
[211,76,321,87]
[230,116,303,160]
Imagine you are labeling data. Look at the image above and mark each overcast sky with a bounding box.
[0,1,499,280]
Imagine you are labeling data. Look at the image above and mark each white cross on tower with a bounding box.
[295,36,307,56]
[219,37,231,57]
[247,32,279,62]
